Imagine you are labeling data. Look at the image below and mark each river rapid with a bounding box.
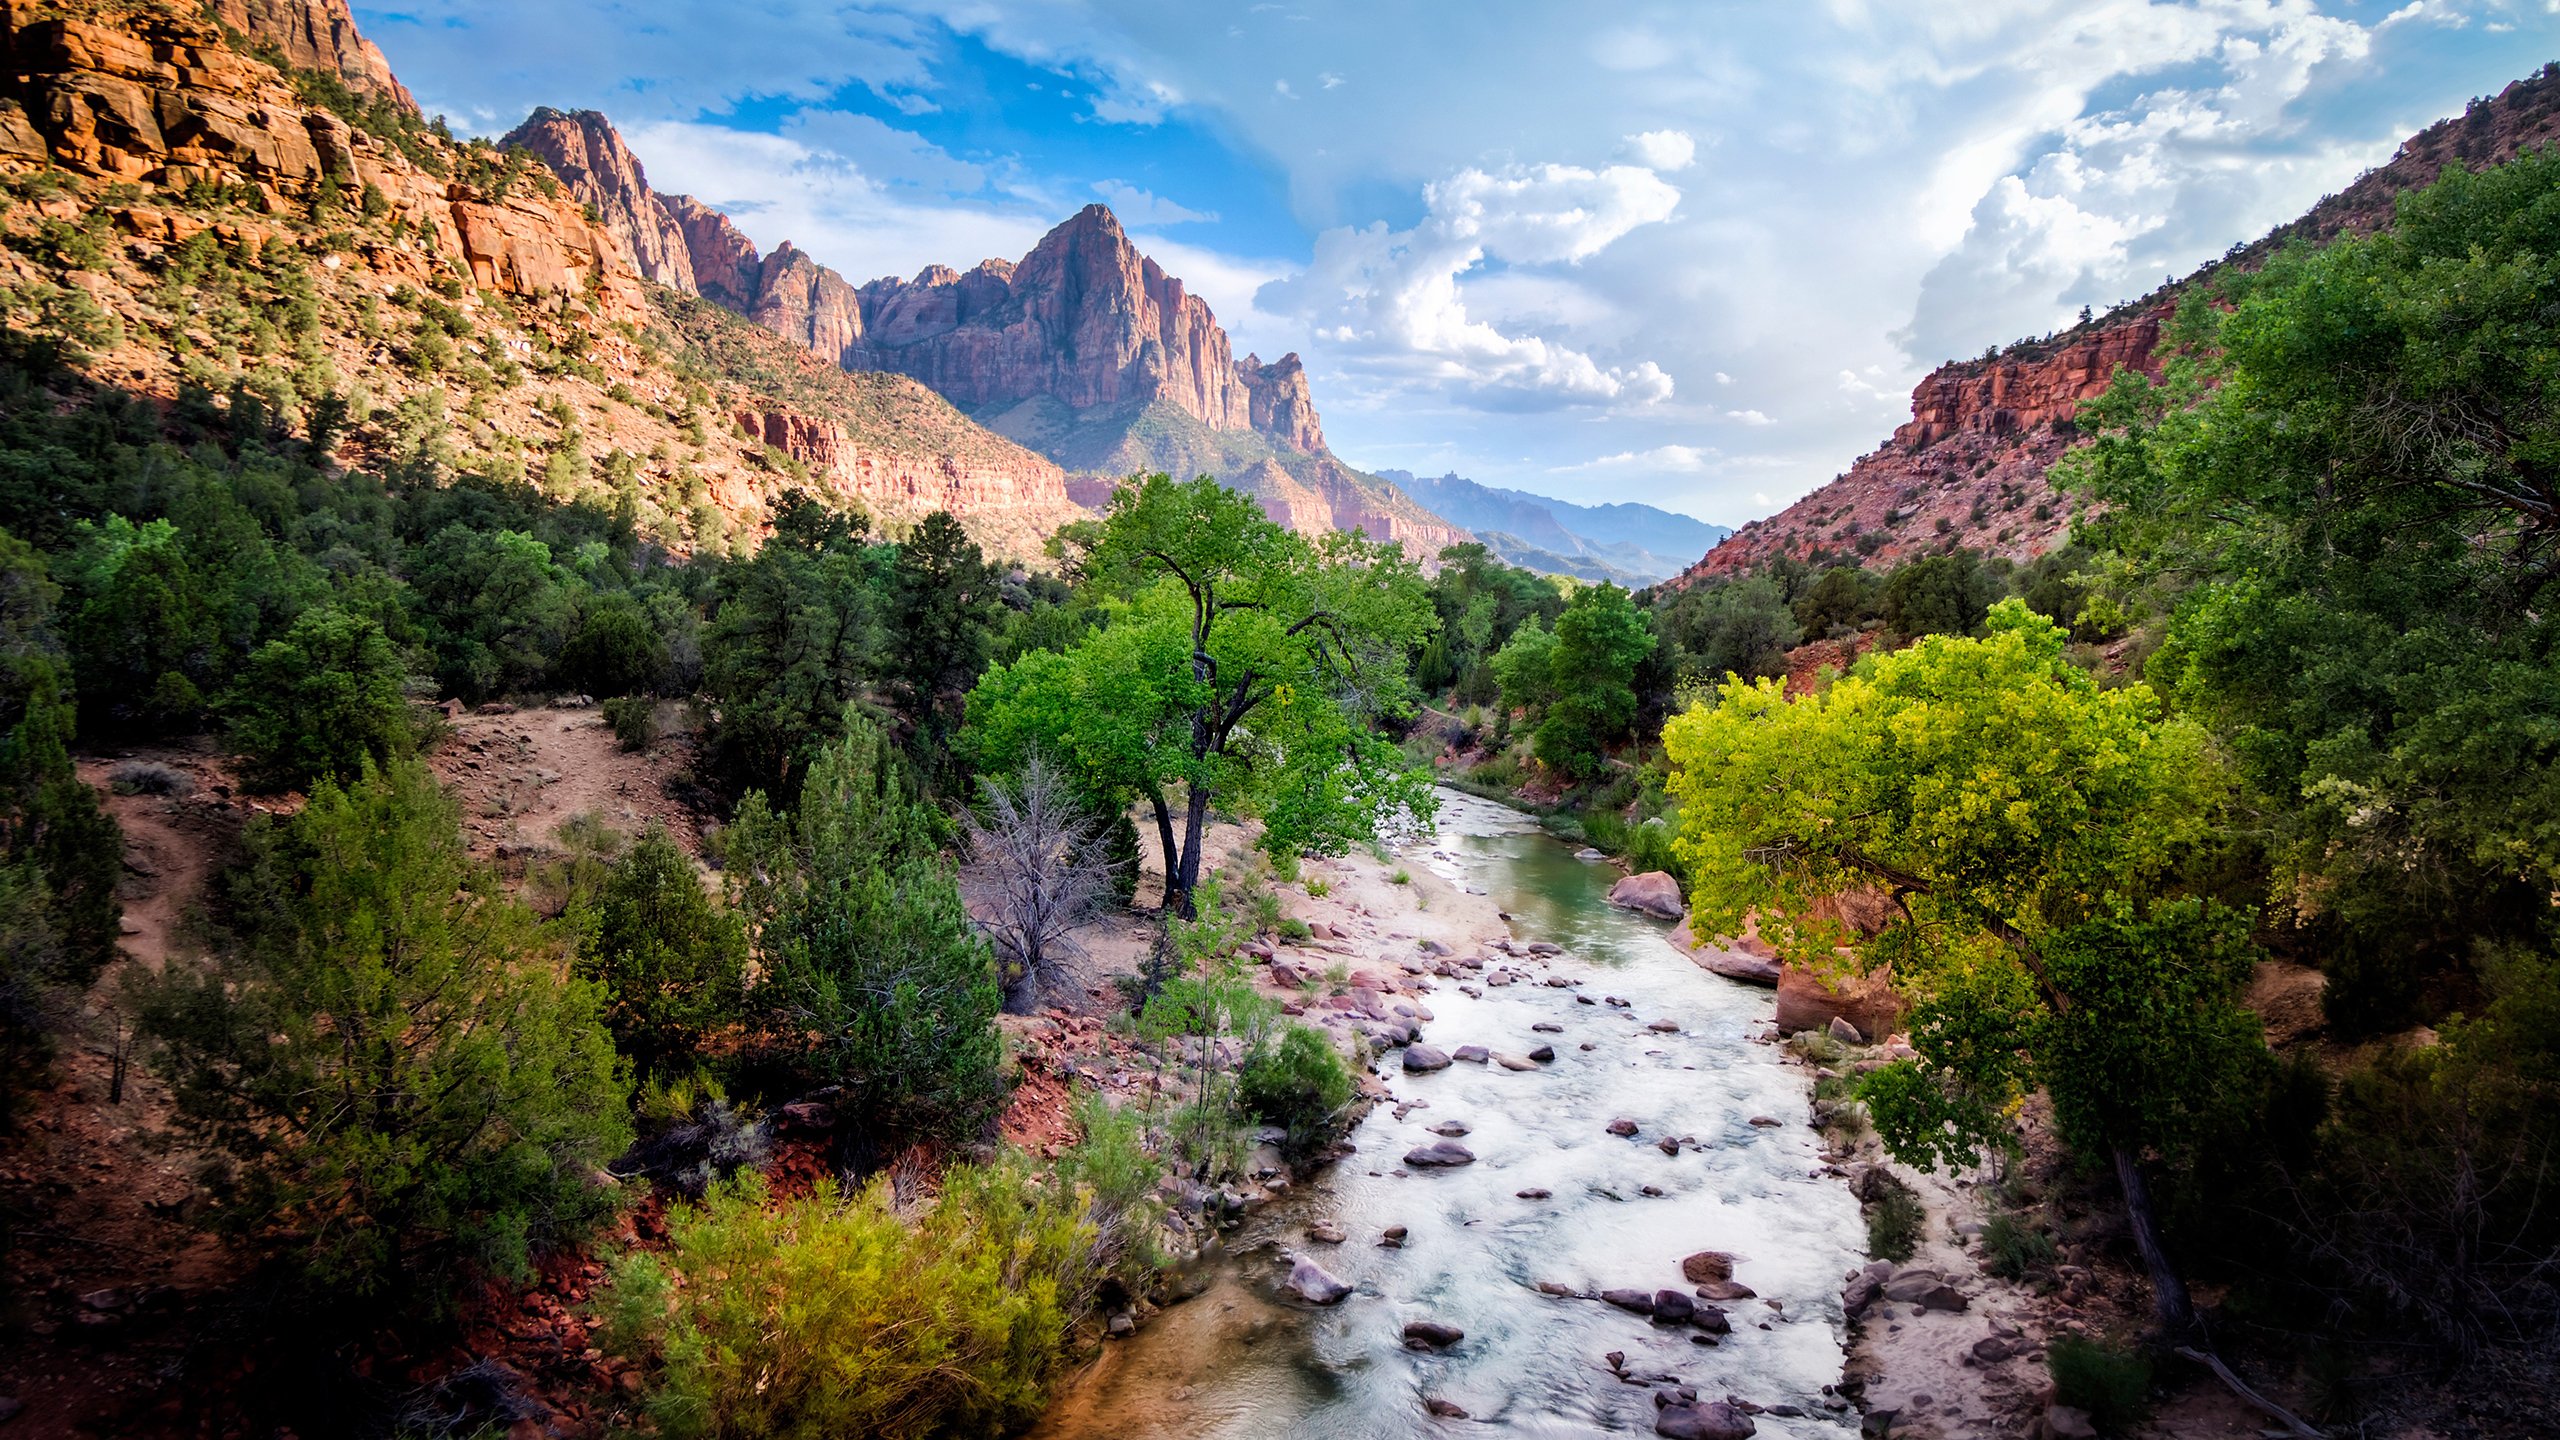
[1032,788,1866,1438]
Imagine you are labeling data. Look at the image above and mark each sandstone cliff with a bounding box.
[1688,61,2560,580]
[0,1,1087,561]
[500,107,694,291]
[210,0,413,114]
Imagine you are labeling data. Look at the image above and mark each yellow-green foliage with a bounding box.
[600,1164,1094,1440]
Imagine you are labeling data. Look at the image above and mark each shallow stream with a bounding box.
[1032,788,1865,1438]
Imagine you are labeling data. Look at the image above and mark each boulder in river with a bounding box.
[1494,1052,1538,1071]
[1607,1117,1640,1137]
[1306,1219,1346,1244]
[1697,1280,1757,1301]
[1828,1014,1866,1045]
[1427,1120,1471,1137]
[1284,1258,1353,1304]
[1403,1319,1465,1348]
[1607,870,1686,920]
[1685,942,1783,986]
[1655,1401,1757,1439]
[1651,1288,1696,1323]
[1404,1141,1475,1168]
[1425,1397,1470,1419]
[1452,1044,1489,1064]
[1528,1044,1556,1062]
[1774,961,1906,1040]
[1404,1044,1452,1072]
[1601,1288,1656,1314]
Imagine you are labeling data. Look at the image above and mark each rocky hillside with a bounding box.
[502,111,1472,555]
[0,0,1083,560]
[1688,60,2560,579]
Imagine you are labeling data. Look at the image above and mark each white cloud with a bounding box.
[1090,180,1218,226]
[1624,129,1698,171]
[1559,444,1716,472]
[1260,160,1681,408]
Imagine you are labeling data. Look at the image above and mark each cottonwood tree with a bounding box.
[1664,602,2263,1338]
[962,754,1115,1014]
[965,475,1436,915]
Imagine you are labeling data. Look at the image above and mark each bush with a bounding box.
[1054,1095,1165,1293]
[227,606,416,792]
[2048,1334,2153,1432]
[135,759,629,1306]
[109,760,193,797]
[602,695,656,752]
[1980,1211,2057,1279]
[1239,1024,1353,1166]
[1865,1171,1925,1262]
[578,828,745,1079]
[598,1165,1091,1440]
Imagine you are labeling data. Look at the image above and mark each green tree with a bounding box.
[226,606,415,792]
[60,515,216,730]
[1490,614,1559,718]
[700,494,880,797]
[1653,574,1801,683]
[1878,549,2000,640]
[2062,147,2560,1034]
[135,758,629,1304]
[728,713,1003,1139]
[558,588,669,698]
[965,476,1436,914]
[0,530,123,1117]
[1531,583,1657,781]
[888,510,1002,753]
[578,828,746,1079]
[1664,601,2258,1334]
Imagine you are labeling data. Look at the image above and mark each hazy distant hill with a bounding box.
[1378,471,1729,584]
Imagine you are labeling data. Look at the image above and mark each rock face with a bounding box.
[662,194,762,311]
[848,205,1282,440]
[1607,871,1685,921]
[7,7,645,320]
[502,108,695,291]
[1679,62,2560,581]
[1239,352,1325,452]
[1774,964,1905,1042]
[750,244,865,366]
[209,0,414,113]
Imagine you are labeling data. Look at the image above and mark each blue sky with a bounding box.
[356,1,2558,527]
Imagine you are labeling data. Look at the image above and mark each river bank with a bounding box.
[1029,789,1870,1438]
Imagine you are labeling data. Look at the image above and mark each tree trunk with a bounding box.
[1146,789,1181,913]
[2113,1144,2198,1338]
[1174,781,1211,918]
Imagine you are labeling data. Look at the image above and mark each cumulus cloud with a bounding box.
[1898,2,2381,361]
[1558,444,1717,473]
[1090,180,1218,226]
[1259,160,1681,407]
[1623,129,1698,171]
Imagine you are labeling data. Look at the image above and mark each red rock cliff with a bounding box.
[502,107,695,292]
[1240,352,1325,454]
[662,193,760,311]
[846,204,1262,432]
[210,0,413,114]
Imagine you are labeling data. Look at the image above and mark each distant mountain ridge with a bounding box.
[1378,470,1728,584]
[502,110,1470,556]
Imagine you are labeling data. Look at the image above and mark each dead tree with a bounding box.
[962,755,1116,1014]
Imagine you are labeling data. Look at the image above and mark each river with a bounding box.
[1033,788,1866,1438]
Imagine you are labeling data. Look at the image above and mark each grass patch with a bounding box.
[2048,1335,2153,1432]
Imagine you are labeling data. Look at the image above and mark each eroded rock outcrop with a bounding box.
[209,0,414,113]
[502,107,695,291]
[750,243,865,365]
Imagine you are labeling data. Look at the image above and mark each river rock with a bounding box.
[1648,1018,1683,1033]
[1284,1258,1352,1304]
[1403,1319,1465,1348]
[1697,1280,1757,1301]
[1517,1188,1552,1199]
[1382,1225,1409,1247]
[1681,1251,1737,1283]
[1747,1116,1781,1128]
[1428,1121,1471,1137]
[1306,1219,1346,1244]
[1656,1401,1757,1439]
[1651,1288,1696,1323]
[1608,1117,1640,1137]
[1528,1044,1555,1062]
[1525,941,1562,956]
[1494,1052,1538,1071]
[1601,1288,1656,1315]
[1657,1136,1681,1156]
[1404,1044,1452,1072]
[1453,1044,1489,1064]
[1774,961,1906,1040]
[1607,870,1686,920]
[1532,1021,1564,1033]
[1576,847,1606,861]
[1404,1141,1475,1167]
[1107,1312,1135,1337]
[1827,1014,1866,1045]
[1686,942,1783,986]
[1691,1304,1732,1334]
[1425,1397,1469,1419]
